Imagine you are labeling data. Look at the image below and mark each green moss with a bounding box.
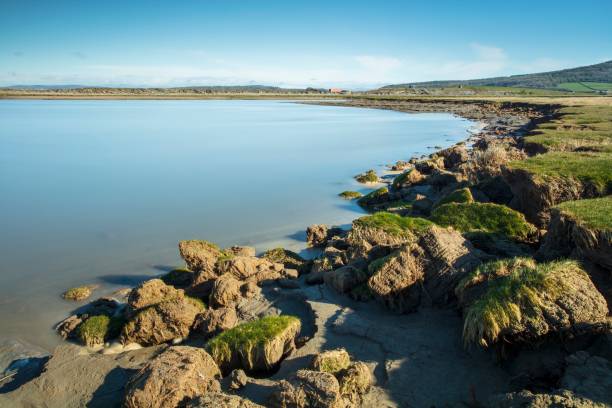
[339,191,363,200]
[434,187,474,208]
[161,268,194,288]
[186,295,206,310]
[355,169,379,183]
[555,196,612,230]
[262,247,308,272]
[77,315,125,347]
[207,315,299,366]
[357,187,389,207]
[62,285,93,301]
[353,212,434,237]
[460,258,576,347]
[430,202,537,242]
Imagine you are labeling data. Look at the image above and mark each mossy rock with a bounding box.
[430,202,537,242]
[458,258,608,347]
[434,187,474,209]
[77,315,125,347]
[311,348,351,373]
[338,191,363,200]
[161,268,194,288]
[262,247,309,274]
[207,315,300,373]
[357,187,389,208]
[62,285,94,301]
[355,169,379,183]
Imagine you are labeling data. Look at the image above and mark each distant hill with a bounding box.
[381,60,612,91]
[1,84,328,93]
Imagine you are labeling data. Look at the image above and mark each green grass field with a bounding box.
[555,196,612,230]
[557,82,612,93]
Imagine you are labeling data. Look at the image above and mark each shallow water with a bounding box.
[0,99,473,351]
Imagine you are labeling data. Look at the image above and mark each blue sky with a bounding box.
[1,0,611,89]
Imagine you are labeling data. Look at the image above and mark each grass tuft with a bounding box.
[460,258,576,347]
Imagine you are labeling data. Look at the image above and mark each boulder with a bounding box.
[124,346,221,408]
[121,295,203,346]
[459,259,609,347]
[187,269,220,299]
[311,348,351,373]
[161,268,194,289]
[241,281,261,298]
[337,362,372,404]
[218,256,284,283]
[193,307,238,339]
[225,246,256,257]
[186,393,264,408]
[262,248,310,274]
[488,389,606,407]
[392,169,424,190]
[209,273,242,308]
[324,265,368,294]
[439,145,468,169]
[560,351,612,405]
[367,226,482,313]
[269,370,343,408]
[128,279,182,311]
[367,245,425,313]
[307,224,330,247]
[207,316,301,373]
[179,240,223,272]
[229,368,249,390]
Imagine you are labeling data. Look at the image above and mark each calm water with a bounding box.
[0,100,473,351]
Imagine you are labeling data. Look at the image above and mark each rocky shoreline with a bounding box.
[1,98,610,408]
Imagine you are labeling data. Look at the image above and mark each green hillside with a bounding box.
[382,60,612,91]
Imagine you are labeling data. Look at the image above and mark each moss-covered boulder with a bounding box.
[337,361,372,405]
[350,212,433,247]
[392,169,424,189]
[458,258,608,347]
[121,295,204,346]
[311,348,351,374]
[62,285,95,301]
[357,187,390,208]
[338,190,363,200]
[430,202,537,242]
[262,247,310,274]
[434,187,474,209]
[354,169,379,183]
[125,346,221,408]
[76,315,124,347]
[128,278,182,311]
[207,315,300,373]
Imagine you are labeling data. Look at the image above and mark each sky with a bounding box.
[1,0,611,89]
